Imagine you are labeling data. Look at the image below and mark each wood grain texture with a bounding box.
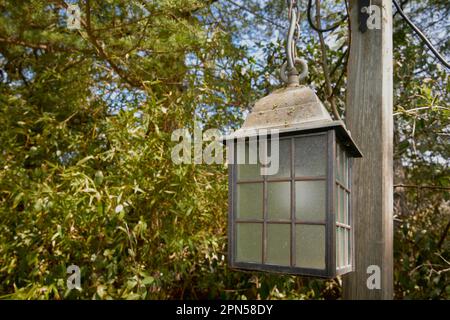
[342,0,394,299]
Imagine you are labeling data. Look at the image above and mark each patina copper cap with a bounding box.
[224,84,362,157]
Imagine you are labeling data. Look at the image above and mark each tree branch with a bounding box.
[314,0,341,120]
[58,0,143,88]
[0,36,91,54]
[437,220,450,250]
[394,184,450,191]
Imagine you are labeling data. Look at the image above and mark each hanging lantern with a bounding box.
[224,1,362,278]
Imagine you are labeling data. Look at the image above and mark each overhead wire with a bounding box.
[307,0,347,33]
[393,0,449,69]
[223,0,448,70]
[222,0,448,86]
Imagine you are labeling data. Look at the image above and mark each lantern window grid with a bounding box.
[335,142,353,272]
[228,130,355,278]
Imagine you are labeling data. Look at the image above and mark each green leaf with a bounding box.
[76,156,94,166]
[142,276,154,286]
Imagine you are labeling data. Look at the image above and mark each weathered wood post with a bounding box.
[343,0,394,299]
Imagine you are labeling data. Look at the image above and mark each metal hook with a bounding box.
[282,1,308,85]
[280,58,308,85]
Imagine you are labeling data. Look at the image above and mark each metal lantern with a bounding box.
[225,85,362,278]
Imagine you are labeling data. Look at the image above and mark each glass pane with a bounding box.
[237,164,260,181]
[339,187,345,224]
[339,228,345,267]
[266,224,290,266]
[345,155,349,188]
[268,138,291,179]
[336,187,340,223]
[344,229,349,266]
[237,183,263,219]
[236,223,262,263]
[335,184,339,223]
[347,229,351,266]
[294,135,326,177]
[344,192,350,225]
[339,146,345,185]
[335,143,340,181]
[347,158,352,189]
[296,225,325,269]
[295,181,326,221]
[268,182,291,220]
[237,141,261,180]
[342,149,347,186]
[336,227,340,268]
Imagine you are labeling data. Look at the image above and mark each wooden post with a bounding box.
[343,0,394,299]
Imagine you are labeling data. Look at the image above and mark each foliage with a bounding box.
[392,0,449,299]
[0,0,448,299]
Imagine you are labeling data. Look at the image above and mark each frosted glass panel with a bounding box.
[237,183,263,219]
[336,227,340,268]
[268,182,290,220]
[267,224,290,266]
[341,228,346,267]
[295,181,326,221]
[237,141,261,180]
[237,164,260,181]
[335,184,339,223]
[344,154,349,187]
[339,145,345,184]
[344,230,349,266]
[344,192,349,225]
[296,225,325,269]
[336,143,350,187]
[294,135,326,177]
[236,223,262,263]
[268,139,291,178]
[335,144,340,181]
[338,227,344,267]
[347,229,351,265]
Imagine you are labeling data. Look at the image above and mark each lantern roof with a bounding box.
[224,85,363,158]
